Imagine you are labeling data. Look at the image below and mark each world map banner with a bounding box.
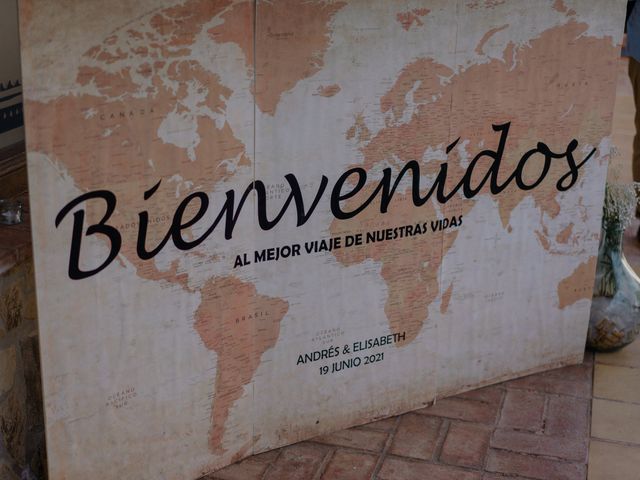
[20,0,626,478]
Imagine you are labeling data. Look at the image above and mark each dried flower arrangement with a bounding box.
[602,182,640,232]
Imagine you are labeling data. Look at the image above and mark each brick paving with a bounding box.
[206,351,594,480]
[587,217,640,479]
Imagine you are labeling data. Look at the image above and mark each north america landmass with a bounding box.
[23,0,614,459]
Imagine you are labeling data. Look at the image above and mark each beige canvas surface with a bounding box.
[19,1,626,478]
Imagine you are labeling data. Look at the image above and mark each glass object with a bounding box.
[588,217,640,351]
[0,199,23,225]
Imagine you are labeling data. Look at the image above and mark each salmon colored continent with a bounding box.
[211,0,346,114]
[396,8,430,31]
[315,84,342,97]
[558,256,598,309]
[194,276,288,453]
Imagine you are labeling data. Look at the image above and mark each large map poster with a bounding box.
[20,0,625,478]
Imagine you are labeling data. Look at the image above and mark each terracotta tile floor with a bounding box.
[588,219,640,480]
[205,56,640,480]
[208,355,594,480]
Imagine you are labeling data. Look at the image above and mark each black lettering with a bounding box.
[255,174,328,229]
[137,180,170,260]
[330,167,370,219]
[188,184,254,247]
[513,144,552,190]
[171,192,209,250]
[557,141,596,191]
[456,122,512,197]
[55,190,122,280]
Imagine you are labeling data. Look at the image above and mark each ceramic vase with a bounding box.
[587,220,640,351]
